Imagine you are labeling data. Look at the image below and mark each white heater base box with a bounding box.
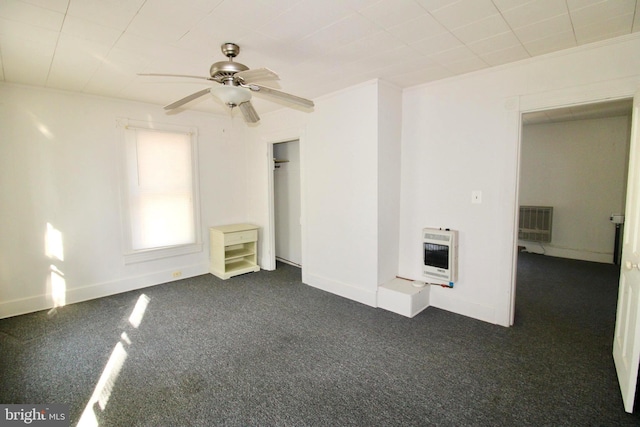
[377,278,430,318]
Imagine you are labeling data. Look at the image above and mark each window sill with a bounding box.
[124,243,203,264]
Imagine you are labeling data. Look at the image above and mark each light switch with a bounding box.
[472,190,482,204]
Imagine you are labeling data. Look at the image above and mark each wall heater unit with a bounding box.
[519,206,553,243]
[423,228,458,284]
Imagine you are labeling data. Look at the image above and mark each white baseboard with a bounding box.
[520,244,613,264]
[0,263,209,319]
[303,272,378,307]
[429,288,499,325]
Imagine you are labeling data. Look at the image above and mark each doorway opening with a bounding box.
[273,140,302,267]
[513,98,633,324]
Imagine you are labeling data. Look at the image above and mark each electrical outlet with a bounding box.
[172,271,182,278]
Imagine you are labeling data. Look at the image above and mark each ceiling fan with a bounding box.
[139,42,314,123]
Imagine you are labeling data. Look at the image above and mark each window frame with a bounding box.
[116,118,202,264]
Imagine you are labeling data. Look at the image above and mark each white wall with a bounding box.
[377,82,403,285]
[519,116,631,263]
[399,34,640,326]
[304,83,379,303]
[0,83,248,318]
[246,80,401,306]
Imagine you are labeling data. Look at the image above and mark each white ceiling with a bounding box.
[1,0,638,117]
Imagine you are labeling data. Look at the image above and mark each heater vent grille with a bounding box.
[519,206,553,243]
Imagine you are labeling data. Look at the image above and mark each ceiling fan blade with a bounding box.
[249,84,314,108]
[164,88,211,110]
[238,101,260,123]
[235,68,279,84]
[139,73,212,80]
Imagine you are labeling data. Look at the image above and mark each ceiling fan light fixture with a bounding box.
[146,42,314,124]
[210,85,251,108]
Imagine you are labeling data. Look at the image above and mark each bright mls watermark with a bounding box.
[0,405,69,426]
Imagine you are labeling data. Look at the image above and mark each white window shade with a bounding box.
[119,121,201,263]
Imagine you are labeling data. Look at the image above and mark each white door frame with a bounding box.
[263,128,306,271]
[272,139,302,266]
[509,80,639,325]
[511,92,639,410]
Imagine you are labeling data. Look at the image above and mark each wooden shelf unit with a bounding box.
[209,223,260,280]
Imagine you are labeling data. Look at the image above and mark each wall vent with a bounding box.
[519,206,553,243]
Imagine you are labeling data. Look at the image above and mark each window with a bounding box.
[118,119,201,263]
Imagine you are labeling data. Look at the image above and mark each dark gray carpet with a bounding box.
[1,253,639,426]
